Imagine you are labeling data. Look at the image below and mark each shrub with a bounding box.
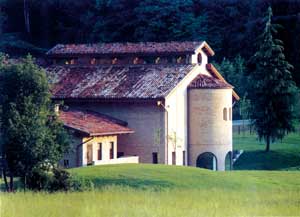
[23,166,73,192]
[70,176,94,192]
[25,167,53,191]
[47,167,72,192]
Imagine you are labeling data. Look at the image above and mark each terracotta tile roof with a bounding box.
[188,74,233,89]
[59,109,134,136]
[206,63,240,100]
[46,42,204,56]
[46,65,194,99]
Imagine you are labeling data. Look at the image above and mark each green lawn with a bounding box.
[1,164,300,217]
[233,130,300,170]
[1,129,300,217]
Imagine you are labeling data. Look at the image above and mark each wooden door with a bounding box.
[87,144,93,165]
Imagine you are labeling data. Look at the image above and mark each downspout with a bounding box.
[157,100,168,164]
[165,109,168,164]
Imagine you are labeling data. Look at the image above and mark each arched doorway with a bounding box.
[225,151,232,171]
[196,152,217,171]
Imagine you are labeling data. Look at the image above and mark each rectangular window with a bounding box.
[152,152,158,164]
[98,143,102,160]
[172,152,176,165]
[63,159,69,168]
[117,152,124,158]
[183,151,186,166]
[223,108,228,121]
[110,142,114,159]
[87,144,93,165]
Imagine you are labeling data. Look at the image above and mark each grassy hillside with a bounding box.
[233,131,300,170]
[69,164,300,191]
[1,164,300,217]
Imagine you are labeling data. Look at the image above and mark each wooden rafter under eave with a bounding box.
[206,63,240,101]
[201,42,215,57]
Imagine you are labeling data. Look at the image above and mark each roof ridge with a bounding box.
[46,41,205,56]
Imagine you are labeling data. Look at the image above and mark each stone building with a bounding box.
[45,41,239,171]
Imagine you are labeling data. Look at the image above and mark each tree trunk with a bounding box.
[24,0,30,35]
[24,174,26,192]
[9,173,14,192]
[265,136,270,152]
[3,168,9,192]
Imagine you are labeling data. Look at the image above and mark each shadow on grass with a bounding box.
[233,150,300,170]
[87,177,174,190]
[1,176,174,191]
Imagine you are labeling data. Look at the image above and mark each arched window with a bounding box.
[155,57,160,64]
[197,53,202,65]
[196,152,217,171]
[133,57,139,64]
[223,108,227,121]
[90,58,96,65]
[225,151,232,170]
[112,58,118,64]
[177,56,185,64]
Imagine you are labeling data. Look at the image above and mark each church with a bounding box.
[45,41,239,171]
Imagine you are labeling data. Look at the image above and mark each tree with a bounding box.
[0,55,69,191]
[133,0,207,42]
[23,0,30,36]
[215,55,247,96]
[248,7,297,152]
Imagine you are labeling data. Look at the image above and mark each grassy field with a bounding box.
[1,128,300,217]
[233,130,300,170]
[1,164,300,217]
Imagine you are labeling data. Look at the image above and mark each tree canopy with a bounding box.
[0,0,299,89]
[0,55,69,191]
[248,7,297,151]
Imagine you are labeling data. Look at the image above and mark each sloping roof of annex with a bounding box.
[59,108,134,136]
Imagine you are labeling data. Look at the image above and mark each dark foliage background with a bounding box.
[0,0,299,95]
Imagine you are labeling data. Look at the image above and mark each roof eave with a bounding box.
[188,86,233,90]
[201,41,215,57]
[63,124,90,136]
[51,97,166,102]
[64,124,134,137]
[89,130,135,137]
[206,63,240,101]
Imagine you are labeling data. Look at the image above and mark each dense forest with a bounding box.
[0,0,299,118]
